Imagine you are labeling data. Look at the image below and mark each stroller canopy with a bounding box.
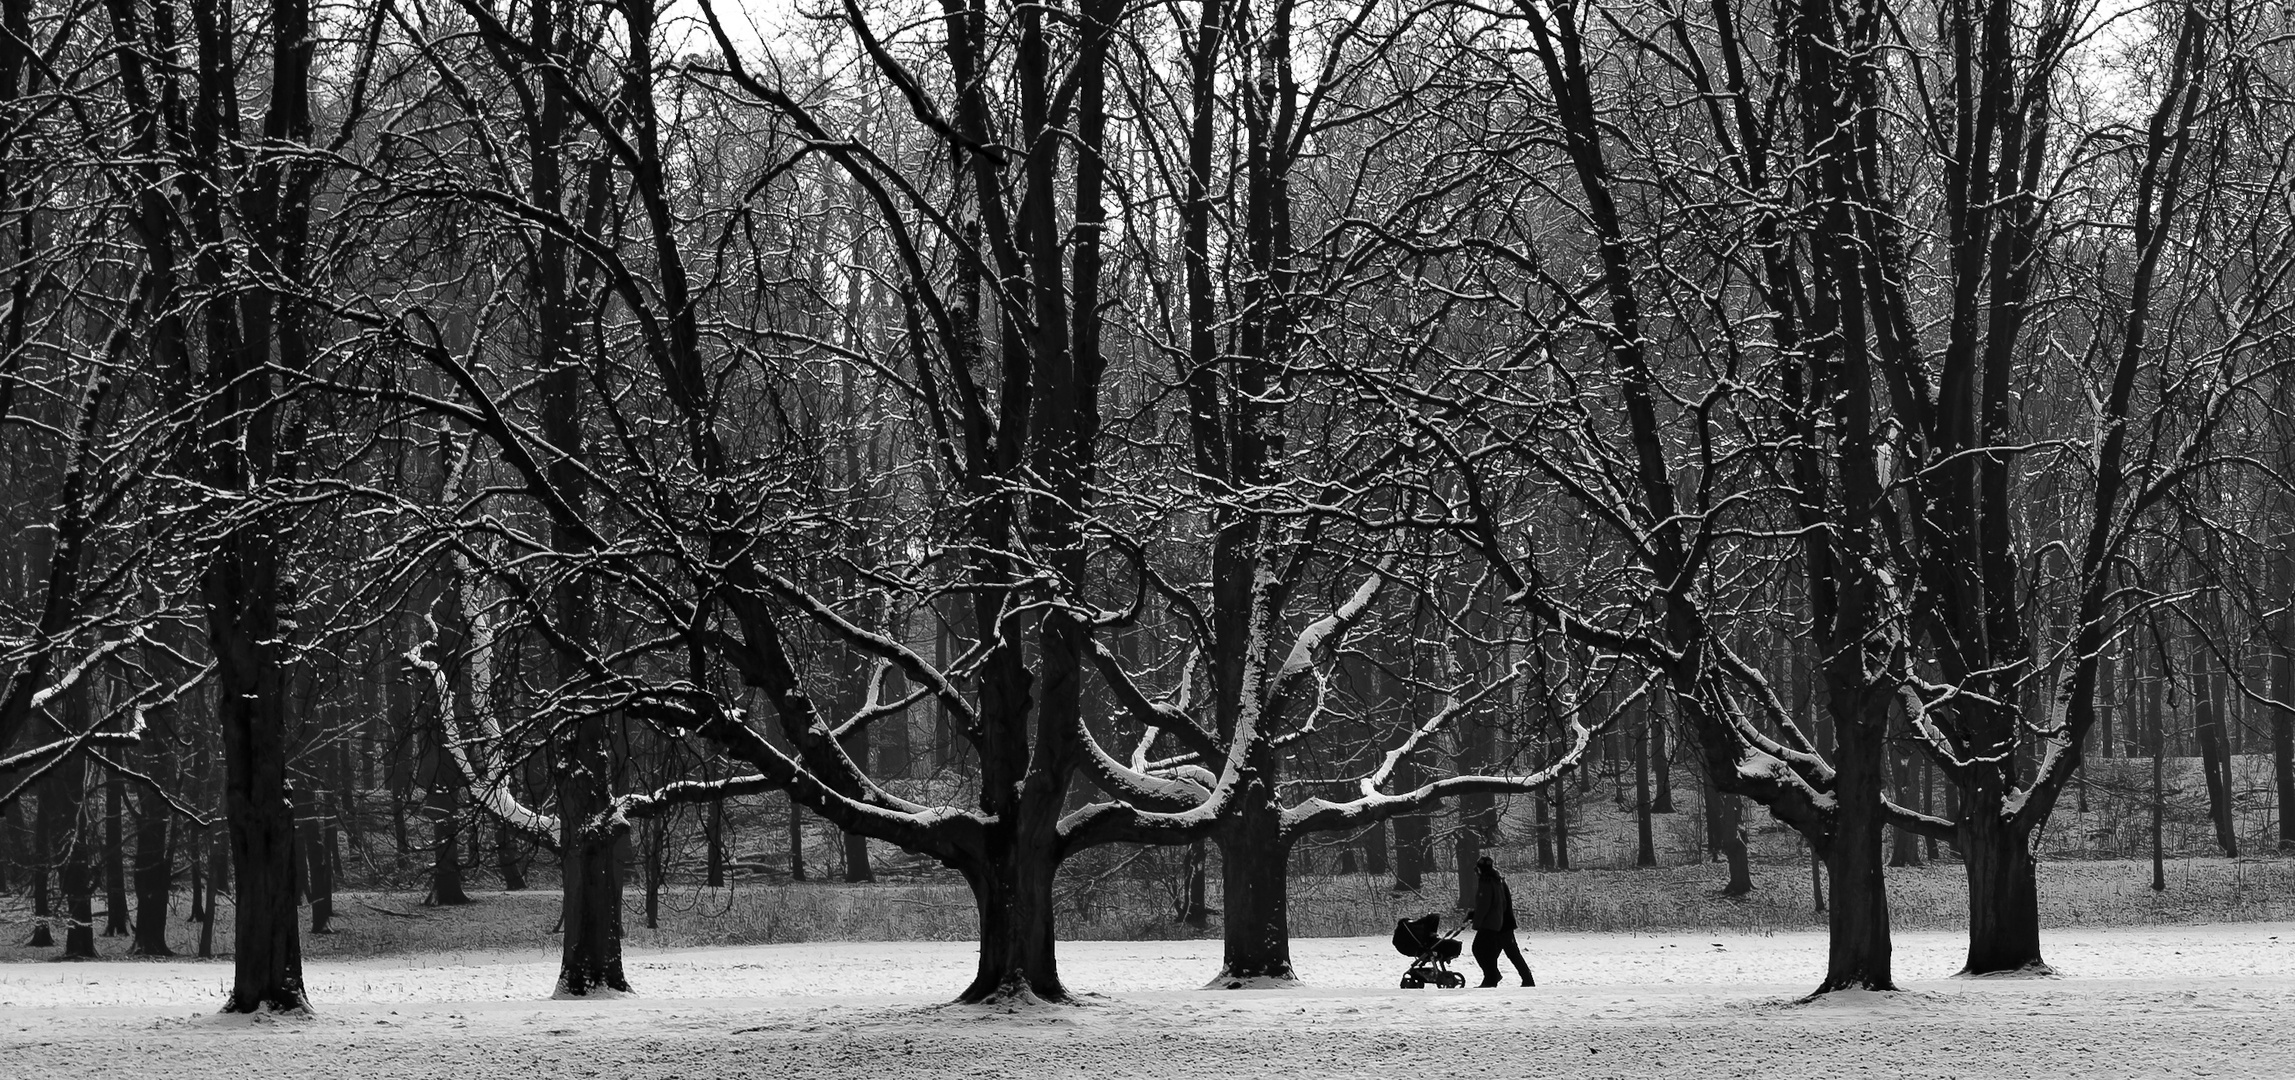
[1392,913,1452,958]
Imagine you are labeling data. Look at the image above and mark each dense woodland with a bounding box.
[1,0,2292,1011]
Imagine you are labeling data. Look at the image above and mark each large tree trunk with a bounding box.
[1213,786,1293,986]
[958,787,1069,1003]
[959,851,1062,1004]
[208,0,314,1014]
[1957,790,2046,975]
[1816,708,1895,993]
[555,713,629,996]
[217,677,306,1010]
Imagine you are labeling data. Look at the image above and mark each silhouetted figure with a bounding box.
[1468,856,1534,987]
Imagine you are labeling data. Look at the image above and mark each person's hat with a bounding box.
[1476,855,1496,874]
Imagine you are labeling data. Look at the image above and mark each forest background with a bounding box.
[3,0,2294,1013]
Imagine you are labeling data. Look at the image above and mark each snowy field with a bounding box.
[5,924,2291,1078]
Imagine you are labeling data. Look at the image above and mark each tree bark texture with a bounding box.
[1817,710,1895,993]
[130,772,173,955]
[104,775,128,936]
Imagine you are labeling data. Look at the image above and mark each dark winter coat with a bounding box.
[1471,874,1517,934]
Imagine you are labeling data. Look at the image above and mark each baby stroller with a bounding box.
[1392,913,1468,989]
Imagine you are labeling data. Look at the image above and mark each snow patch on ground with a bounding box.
[1951,961,2060,979]
[6,924,2294,1078]
[1202,974,1302,990]
[549,983,636,1001]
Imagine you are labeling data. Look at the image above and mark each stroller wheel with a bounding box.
[1400,976,1423,989]
[1440,973,1467,989]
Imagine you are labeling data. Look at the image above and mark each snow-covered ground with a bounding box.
[6,925,2291,1077]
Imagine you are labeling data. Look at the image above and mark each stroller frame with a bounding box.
[1392,913,1468,989]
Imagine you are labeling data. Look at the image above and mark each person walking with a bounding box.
[1467,855,1534,987]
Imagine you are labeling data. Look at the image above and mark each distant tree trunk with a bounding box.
[2192,644,2238,857]
[1392,755,1431,891]
[840,728,874,883]
[25,736,59,946]
[842,830,873,884]
[1889,747,1922,868]
[1577,726,1597,794]
[201,827,226,959]
[130,763,174,955]
[1533,790,1554,869]
[104,775,129,936]
[1455,704,1495,906]
[1650,712,1673,813]
[1633,713,1656,868]
[702,799,725,888]
[332,735,358,886]
[643,818,664,930]
[64,819,96,958]
[1362,819,1388,876]
[2273,542,2295,852]
[1704,776,1752,896]
[60,699,95,957]
[1552,781,1570,871]
[305,789,333,934]
[390,772,411,875]
[1179,838,1209,927]
[424,778,469,906]
[500,823,528,891]
[1809,847,1825,913]
[1921,756,1939,862]
[187,830,207,926]
[1455,805,1483,910]
[787,797,806,882]
[2276,639,2295,853]
[2151,632,2168,892]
